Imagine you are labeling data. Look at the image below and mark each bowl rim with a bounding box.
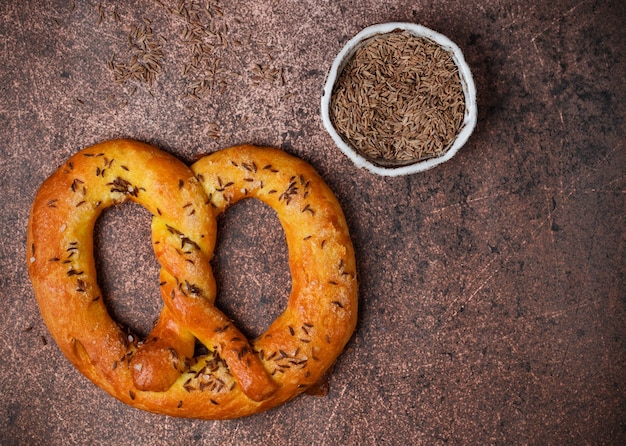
[321,22,478,176]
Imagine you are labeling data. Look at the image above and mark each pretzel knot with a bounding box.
[26,139,357,419]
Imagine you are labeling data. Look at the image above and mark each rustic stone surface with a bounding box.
[1,0,625,444]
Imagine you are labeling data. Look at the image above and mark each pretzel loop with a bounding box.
[27,139,358,419]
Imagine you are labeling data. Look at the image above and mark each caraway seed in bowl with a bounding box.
[329,30,466,166]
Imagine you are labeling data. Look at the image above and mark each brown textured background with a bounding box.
[1,0,625,444]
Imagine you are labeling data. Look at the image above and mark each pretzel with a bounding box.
[26,139,358,419]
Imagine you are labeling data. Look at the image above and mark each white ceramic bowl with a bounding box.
[321,22,477,176]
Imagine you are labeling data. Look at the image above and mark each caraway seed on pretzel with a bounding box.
[27,139,357,419]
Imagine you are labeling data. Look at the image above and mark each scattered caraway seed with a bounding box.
[100,0,287,106]
[108,20,165,88]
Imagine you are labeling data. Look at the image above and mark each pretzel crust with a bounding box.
[26,139,357,419]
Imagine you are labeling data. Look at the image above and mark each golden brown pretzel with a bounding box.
[26,139,357,419]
